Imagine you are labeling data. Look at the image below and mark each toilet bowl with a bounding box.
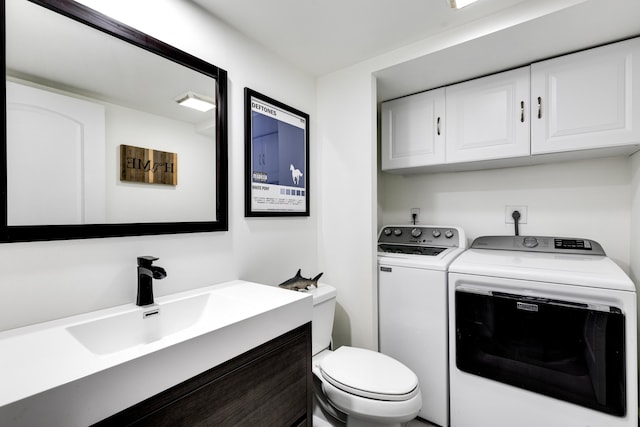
[310,283,422,427]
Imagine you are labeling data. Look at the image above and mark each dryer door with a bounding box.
[455,287,626,416]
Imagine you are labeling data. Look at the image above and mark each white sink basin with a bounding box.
[0,279,312,426]
[67,293,210,355]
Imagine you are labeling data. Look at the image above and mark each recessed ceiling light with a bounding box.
[175,91,216,112]
[449,0,480,9]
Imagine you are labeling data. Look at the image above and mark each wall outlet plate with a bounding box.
[505,205,527,224]
[410,208,420,223]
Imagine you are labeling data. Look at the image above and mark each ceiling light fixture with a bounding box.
[175,91,216,112]
[449,0,480,9]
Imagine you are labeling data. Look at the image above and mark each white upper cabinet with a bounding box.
[380,88,445,171]
[379,37,640,173]
[531,38,640,154]
[445,66,531,163]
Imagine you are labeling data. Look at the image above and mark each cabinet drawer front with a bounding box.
[445,66,530,163]
[531,37,640,154]
[94,324,312,427]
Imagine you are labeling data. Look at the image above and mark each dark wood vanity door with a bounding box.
[94,323,312,427]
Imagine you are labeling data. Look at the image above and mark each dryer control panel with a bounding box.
[471,235,606,256]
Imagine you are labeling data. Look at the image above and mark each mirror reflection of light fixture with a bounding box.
[449,0,480,9]
[175,91,216,112]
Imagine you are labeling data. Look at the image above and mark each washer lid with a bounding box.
[319,346,419,401]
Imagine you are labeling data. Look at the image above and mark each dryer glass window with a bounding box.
[455,289,626,416]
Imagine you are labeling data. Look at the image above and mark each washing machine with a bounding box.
[377,225,467,426]
[448,235,638,427]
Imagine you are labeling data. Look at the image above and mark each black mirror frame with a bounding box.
[1,0,228,242]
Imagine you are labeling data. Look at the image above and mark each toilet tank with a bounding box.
[309,283,337,356]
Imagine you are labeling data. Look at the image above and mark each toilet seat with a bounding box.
[319,346,419,401]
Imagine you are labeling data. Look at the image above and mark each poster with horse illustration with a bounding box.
[244,88,309,216]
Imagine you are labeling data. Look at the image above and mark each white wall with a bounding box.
[380,157,632,271]
[317,67,378,349]
[0,0,318,331]
[106,104,216,223]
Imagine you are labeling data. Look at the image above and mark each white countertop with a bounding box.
[0,280,312,425]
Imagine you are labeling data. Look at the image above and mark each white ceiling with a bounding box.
[192,0,640,101]
[376,0,640,100]
[192,0,535,75]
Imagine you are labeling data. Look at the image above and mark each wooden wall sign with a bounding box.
[120,144,178,185]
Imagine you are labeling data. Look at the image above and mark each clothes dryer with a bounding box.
[448,235,637,427]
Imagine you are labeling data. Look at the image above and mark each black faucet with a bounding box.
[137,256,167,306]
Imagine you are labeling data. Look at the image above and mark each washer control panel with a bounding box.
[471,235,606,256]
[379,225,464,249]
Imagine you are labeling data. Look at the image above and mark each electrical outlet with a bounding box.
[505,205,528,224]
[410,208,420,223]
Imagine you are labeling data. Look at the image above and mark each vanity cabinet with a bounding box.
[445,66,531,163]
[94,323,312,427]
[380,88,445,171]
[531,37,640,154]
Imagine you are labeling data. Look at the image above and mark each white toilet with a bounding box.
[310,283,422,427]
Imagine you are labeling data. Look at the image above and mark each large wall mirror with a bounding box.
[2,0,228,242]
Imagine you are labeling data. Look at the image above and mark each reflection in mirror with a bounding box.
[2,0,228,241]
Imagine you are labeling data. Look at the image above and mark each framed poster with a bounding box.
[244,88,310,217]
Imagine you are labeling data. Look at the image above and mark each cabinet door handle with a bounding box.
[437,117,441,135]
[520,101,525,123]
[537,96,542,119]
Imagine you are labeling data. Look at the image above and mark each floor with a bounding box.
[408,418,437,427]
